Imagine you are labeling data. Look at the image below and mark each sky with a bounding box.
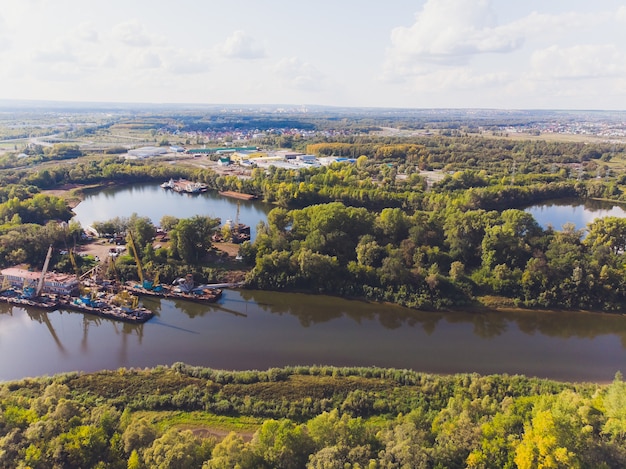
[1,0,625,110]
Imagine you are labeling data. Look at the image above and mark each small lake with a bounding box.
[525,198,626,232]
[72,183,274,240]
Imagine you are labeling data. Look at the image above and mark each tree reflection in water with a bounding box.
[236,289,626,346]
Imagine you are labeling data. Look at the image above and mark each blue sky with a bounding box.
[1,0,625,110]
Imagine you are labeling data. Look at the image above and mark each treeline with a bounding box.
[305,135,621,167]
[245,201,626,311]
[0,186,79,268]
[1,133,624,213]
[0,144,84,170]
[0,365,623,468]
[306,142,430,162]
[3,136,626,308]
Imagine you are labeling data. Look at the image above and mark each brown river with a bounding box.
[1,289,625,383]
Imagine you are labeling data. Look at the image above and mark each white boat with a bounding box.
[161,179,175,189]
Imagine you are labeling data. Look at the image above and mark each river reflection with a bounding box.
[1,290,625,382]
[237,290,626,345]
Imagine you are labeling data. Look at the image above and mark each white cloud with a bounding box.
[382,0,625,107]
[0,14,10,52]
[413,67,509,91]
[388,0,523,67]
[74,22,99,43]
[617,6,626,22]
[32,42,77,63]
[505,10,603,43]
[216,30,265,59]
[273,57,327,92]
[98,53,117,69]
[137,50,162,69]
[113,20,153,47]
[530,45,625,80]
[163,49,211,75]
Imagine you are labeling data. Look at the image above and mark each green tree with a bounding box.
[377,420,430,468]
[143,428,214,469]
[169,215,220,264]
[585,216,626,255]
[122,419,157,455]
[127,213,157,254]
[250,419,313,469]
[603,372,626,441]
[203,432,258,469]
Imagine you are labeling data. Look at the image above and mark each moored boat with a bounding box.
[0,289,59,310]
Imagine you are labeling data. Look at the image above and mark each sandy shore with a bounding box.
[42,183,108,209]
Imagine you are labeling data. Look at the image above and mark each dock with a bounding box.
[218,191,257,200]
[161,178,208,194]
[0,288,154,324]
[128,283,223,303]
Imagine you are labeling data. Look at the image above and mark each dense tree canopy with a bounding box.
[0,365,623,468]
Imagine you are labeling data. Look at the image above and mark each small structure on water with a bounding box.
[161,178,208,194]
[218,190,257,200]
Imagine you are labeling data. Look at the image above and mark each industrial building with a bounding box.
[127,146,168,158]
[1,267,79,295]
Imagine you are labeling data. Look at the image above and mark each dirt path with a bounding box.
[75,239,115,261]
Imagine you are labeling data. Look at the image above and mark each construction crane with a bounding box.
[108,257,121,286]
[68,248,80,279]
[127,229,163,291]
[1,275,9,292]
[33,245,53,298]
[127,230,145,285]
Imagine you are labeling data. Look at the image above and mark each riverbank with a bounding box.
[48,181,626,319]
[42,182,109,209]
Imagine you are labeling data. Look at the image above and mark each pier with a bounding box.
[218,191,257,200]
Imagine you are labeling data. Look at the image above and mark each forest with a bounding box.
[0,364,624,468]
[1,134,626,310]
[1,120,626,467]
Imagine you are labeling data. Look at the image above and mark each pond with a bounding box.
[72,183,274,240]
[525,198,626,232]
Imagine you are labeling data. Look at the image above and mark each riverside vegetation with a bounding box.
[2,135,626,310]
[0,364,624,468]
[1,127,626,467]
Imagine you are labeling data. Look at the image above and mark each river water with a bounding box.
[0,187,625,382]
[1,290,625,383]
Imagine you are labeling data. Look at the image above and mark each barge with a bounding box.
[60,296,154,323]
[161,178,208,194]
[128,282,222,304]
[218,190,257,200]
[0,289,59,311]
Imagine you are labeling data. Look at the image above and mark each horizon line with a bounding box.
[0,98,624,114]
